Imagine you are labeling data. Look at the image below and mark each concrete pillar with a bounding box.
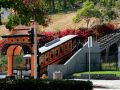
[117,42,120,68]
[7,55,13,76]
[31,55,34,77]
[118,47,120,67]
[105,48,109,62]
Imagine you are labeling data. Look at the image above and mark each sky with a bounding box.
[1,8,10,22]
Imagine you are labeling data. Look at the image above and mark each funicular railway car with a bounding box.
[38,35,82,75]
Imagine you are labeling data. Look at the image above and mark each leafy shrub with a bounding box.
[90,23,115,38]
[38,23,116,45]
[0,79,93,90]
[59,29,75,37]
[72,15,82,23]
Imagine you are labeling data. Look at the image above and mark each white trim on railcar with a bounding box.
[38,35,78,53]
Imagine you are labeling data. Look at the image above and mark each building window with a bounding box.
[60,46,63,53]
[65,43,69,50]
[45,53,49,62]
[64,43,68,50]
[69,42,72,49]
[11,40,13,42]
[72,39,76,48]
[50,51,54,58]
[55,49,58,56]
[39,55,44,64]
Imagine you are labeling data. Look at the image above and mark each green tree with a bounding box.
[0,0,47,29]
[115,0,120,9]
[51,0,55,12]
[5,15,20,30]
[98,0,117,24]
[0,54,7,72]
[115,0,120,18]
[63,0,67,11]
[99,0,116,8]
[0,0,14,25]
[100,8,117,23]
[0,8,4,25]
[13,55,23,64]
[1,56,7,65]
[73,0,101,28]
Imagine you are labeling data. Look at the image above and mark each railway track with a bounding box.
[97,29,120,51]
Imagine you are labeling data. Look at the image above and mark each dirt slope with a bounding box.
[42,12,80,32]
[0,25,10,40]
[41,12,100,32]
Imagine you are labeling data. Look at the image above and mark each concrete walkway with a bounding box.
[73,79,120,90]
[0,75,6,79]
[93,80,120,90]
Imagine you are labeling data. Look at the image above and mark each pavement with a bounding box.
[73,79,120,90]
[0,75,6,79]
[93,80,120,90]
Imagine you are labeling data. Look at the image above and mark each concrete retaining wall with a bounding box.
[48,41,101,79]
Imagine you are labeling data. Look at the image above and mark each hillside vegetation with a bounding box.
[38,11,102,32]
[0,11,120,37]
[0,11,100,36]
[1,0,120,34]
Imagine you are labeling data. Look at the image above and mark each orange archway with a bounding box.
[7,45,22,76]
[0,25,34,77]
[1,24,45,78]
[6,45,35,76]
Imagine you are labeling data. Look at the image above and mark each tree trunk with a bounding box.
[63,0,67,11]
[0,8,2,25]
[0,14,2,25]
[49,0,52,12]
[86,18,90,29]
[51,0,55,13]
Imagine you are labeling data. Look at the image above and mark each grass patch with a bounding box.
[73,71,120,77]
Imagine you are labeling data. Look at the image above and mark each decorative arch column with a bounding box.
[7,45,23,76]
[7,46,17,76]
[31,45,35,77]
[7,55,13,76]
[6,44,32,76]
[31,54,34,77]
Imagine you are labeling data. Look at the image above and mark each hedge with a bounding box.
[0,79,93,90]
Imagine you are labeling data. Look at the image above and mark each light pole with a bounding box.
[30,20,38,79]
[33,21,38,79]
[88,45,91,80]
[88,36,92,80]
